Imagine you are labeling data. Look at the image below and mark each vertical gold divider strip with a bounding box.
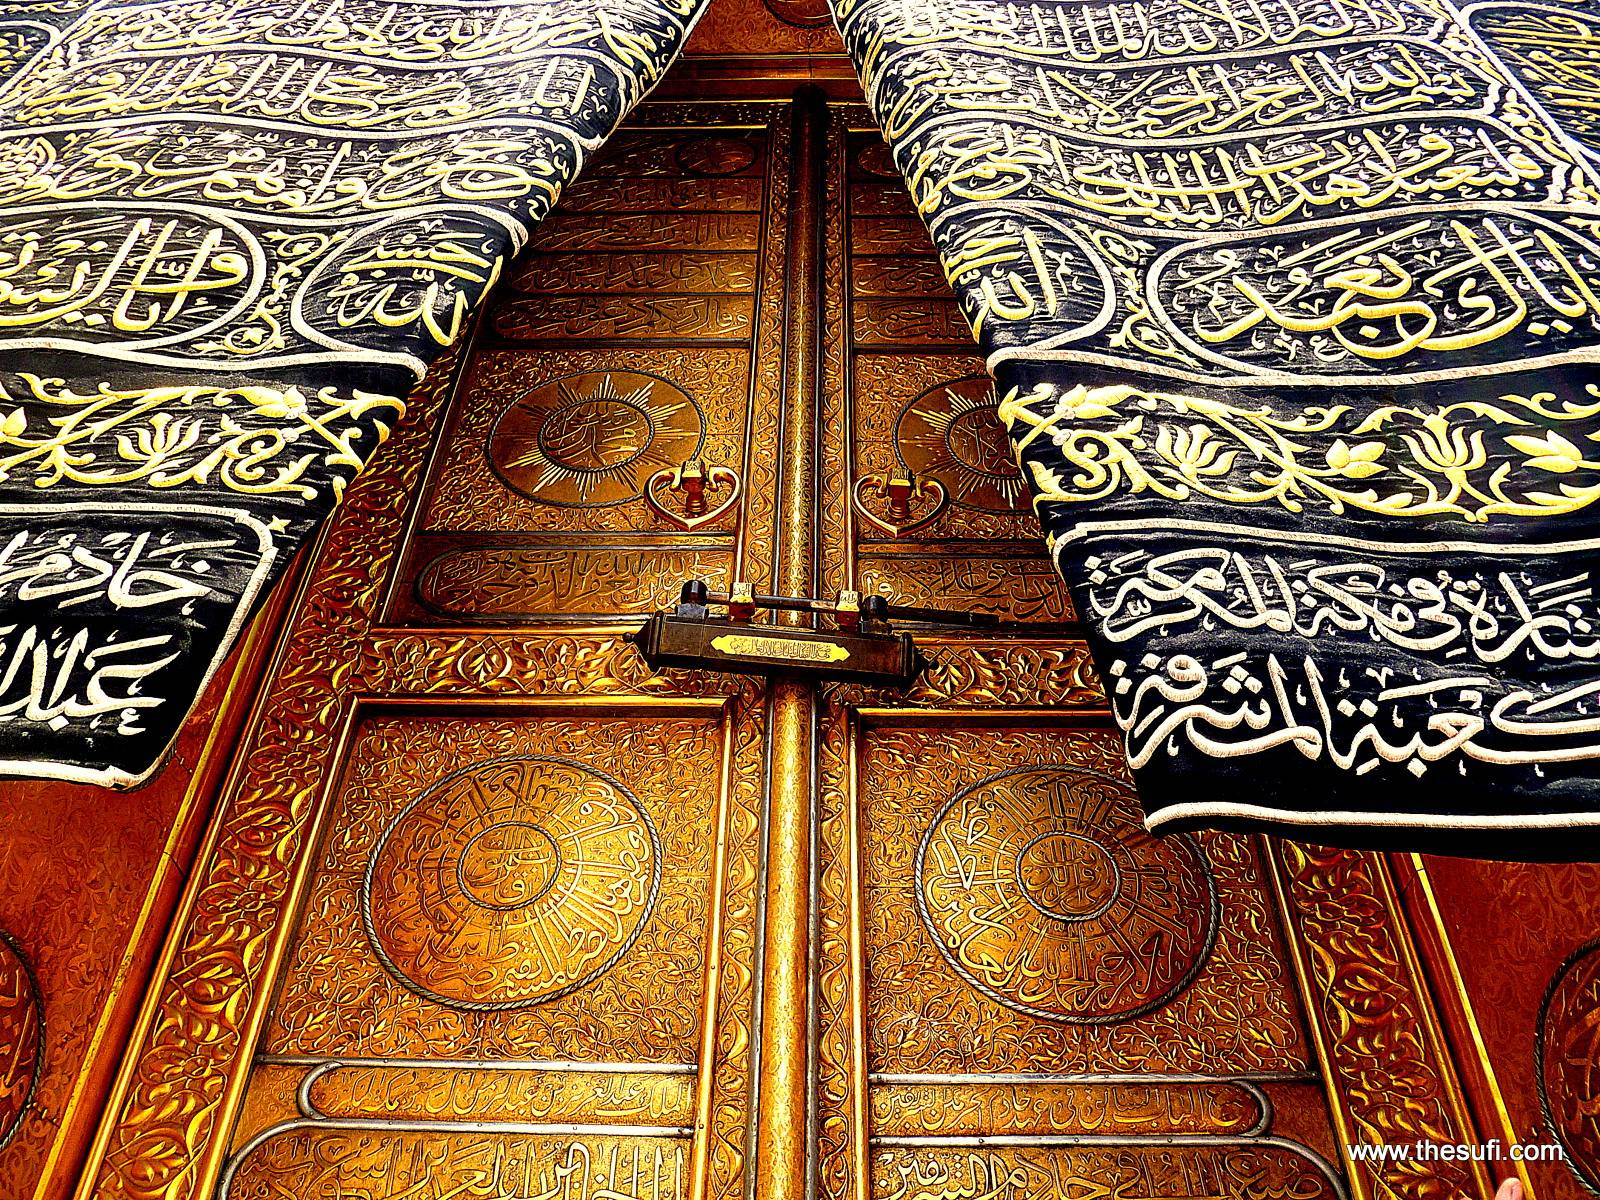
[844,710,869,1200]
[69,532,329,1200]
[692,696,743,1200]
[1368,852,1495,1199]
[1401,854,1534,1198]
[754,86,827,1200]
[1264,842,1494,1200]
[732,106,783,586]
[48,582,291,1200]
[1261,841,1371,1200]
[833,122,858,591]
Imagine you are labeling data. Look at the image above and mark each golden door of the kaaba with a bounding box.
[60,94,1509,1200]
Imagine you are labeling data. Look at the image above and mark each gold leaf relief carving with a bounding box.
[266,718,716,1062]
[860,727,1309,1076]
[1271,842,1482,1198]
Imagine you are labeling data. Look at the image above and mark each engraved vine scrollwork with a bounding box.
[1271,842,1482,1199]
[0,931,42,1155]
[1536,938,1600,1196]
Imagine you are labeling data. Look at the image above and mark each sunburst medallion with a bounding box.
[488,370,705,507]
[895,375,1028,513]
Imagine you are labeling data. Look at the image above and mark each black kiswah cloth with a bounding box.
[0,0,707,787]
[831,0,1600,855]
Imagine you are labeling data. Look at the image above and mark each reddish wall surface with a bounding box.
[0,573,296,1200]
[1403,854,1600,1200]
[683,0,838,56]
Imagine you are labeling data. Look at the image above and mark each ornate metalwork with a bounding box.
[488,371,706,508]
[915,764,1218,1024]
[0,931,42,1154]
[362,755,663,1012]
[644,460,743,531]
[1537,938,1600,1196]
[851,472,948,537]
[895,375,1029,513]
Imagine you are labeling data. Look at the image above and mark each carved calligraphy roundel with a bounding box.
[915,765,1218,1024]
[487,370,705,508]
[1537,939,1600,1195]
[0,931,43,1151]
[896,374,1029,513]
[363,756,662,1011]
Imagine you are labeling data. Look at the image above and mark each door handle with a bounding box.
[643,458,742,530]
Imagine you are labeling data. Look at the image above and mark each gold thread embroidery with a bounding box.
[1001,380,1600,520]
[0,374,403,500]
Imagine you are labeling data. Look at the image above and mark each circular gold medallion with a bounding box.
[1538,940,1600,1193]
[916,765,1217,1023]
[0,932,41,1151]
[488,371,704,507]
[363,756,661,1010]
[896,375,1028,512]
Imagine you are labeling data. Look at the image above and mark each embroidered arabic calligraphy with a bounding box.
[835,0,1600,836]
[0,0,705,785]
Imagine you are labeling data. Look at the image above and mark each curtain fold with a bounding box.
[0,0,707,787]
[832,0,1600,850]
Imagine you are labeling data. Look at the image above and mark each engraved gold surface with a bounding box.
[224,1129,691,1200]
[859,726,1308,1075]
[77,105,791,1200]
[0,933,41,1153]
[751,93,826,1200]
[869,1080,1265,1137]
[412,543,730,619]
[428,346,749,535]
[390,118,776,630]
[364,754,662,1011]
[267,713,716,1062]
[487,371,706,508]
[870,1144,1341,1200]
[896,375,1028,514]
[915,764,1217,1023]
[856,557,1072,623]
[1537,941,1600,1194]
[304,1063,696,1124]
[1267,842,1491,1200]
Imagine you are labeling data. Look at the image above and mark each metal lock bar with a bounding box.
[627,578,995,687]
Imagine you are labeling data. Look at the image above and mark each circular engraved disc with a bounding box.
[487,370,704,507]
[0,931,42,1151]
[363,756,662,1011]
[896,375,1028,513]
[1537,940,1600,1194]
[916,764,1218,1023]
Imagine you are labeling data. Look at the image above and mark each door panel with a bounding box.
[224,706,726,1194]
[386,120,779,625]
